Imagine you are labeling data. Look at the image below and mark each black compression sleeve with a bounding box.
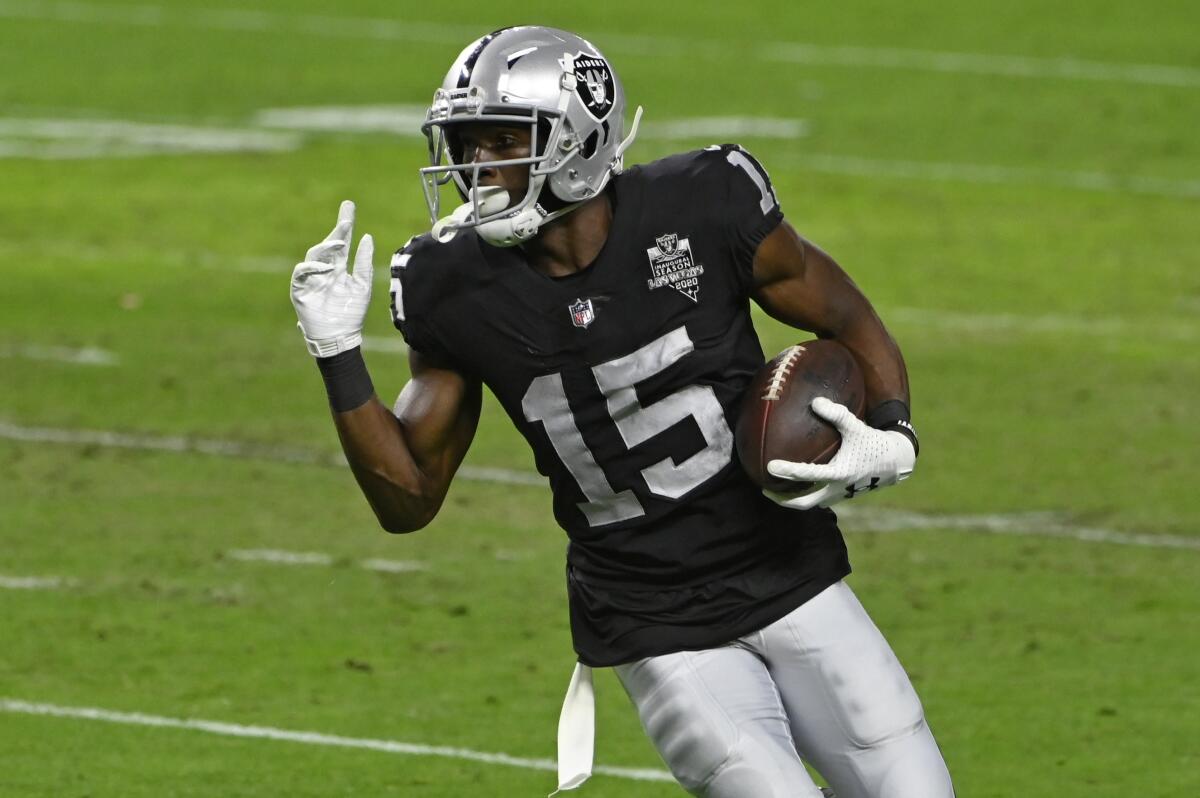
[866,399,920,457]
[316,348,375,413]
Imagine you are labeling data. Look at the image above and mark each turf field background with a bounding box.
[1,1,1197,796]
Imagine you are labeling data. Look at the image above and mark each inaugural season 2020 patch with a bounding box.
[646,233,705,302]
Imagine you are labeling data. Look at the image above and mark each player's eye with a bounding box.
[457,138,480,161]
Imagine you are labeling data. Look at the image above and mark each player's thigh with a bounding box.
[615,646,824,798]
[760,582,953,798]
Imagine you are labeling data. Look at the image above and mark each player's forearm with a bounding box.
[316,350,443,532]
[759,274,910,410]
[817,302,919,455]
[827,308,910,411]
[331,399,445,533]
[752,228,910,411]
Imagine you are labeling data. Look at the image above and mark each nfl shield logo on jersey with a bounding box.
[569,297,596,328]
[572,53,615,120]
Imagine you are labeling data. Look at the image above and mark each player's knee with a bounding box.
[644,705,819,797]
[820,647,925,748]
[651,710,735,791]
[639,691,737,792]
[871,722,955,798]
[705,757,789,797]
[705,737,827,798]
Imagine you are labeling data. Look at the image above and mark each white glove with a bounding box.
[765,396,916,511]
[290,200,374,358]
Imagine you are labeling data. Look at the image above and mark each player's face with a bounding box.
[453,123,532,200]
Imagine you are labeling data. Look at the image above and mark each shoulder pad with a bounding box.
[388,230,486,335]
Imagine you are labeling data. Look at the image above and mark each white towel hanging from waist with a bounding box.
[551,662,594,795]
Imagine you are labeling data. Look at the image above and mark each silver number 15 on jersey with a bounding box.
[521,325,734,527]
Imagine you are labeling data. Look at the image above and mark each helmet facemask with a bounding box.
[420,86,576,237]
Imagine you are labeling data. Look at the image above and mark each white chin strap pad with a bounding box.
[478,198,589,248]
[431,187,512,243]
[432,186,585,249]
[476,206,543,247]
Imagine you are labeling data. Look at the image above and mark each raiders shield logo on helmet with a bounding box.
[572,53,615,120]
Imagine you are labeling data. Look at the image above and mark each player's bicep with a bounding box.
[750,221,910,408]
[394,348,482,487]
[750,221,870,337]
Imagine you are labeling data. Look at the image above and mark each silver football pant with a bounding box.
[614,581,954,798]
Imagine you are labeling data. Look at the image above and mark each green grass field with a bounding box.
[2,1,1198,796]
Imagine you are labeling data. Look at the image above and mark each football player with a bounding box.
[290,26,954,798]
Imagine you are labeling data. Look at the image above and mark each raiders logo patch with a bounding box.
[572,53,615,120]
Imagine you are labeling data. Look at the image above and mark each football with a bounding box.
[735,339,867,491]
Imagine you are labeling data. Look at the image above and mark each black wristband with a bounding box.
[866,399,920,457]
[316,348,375,413]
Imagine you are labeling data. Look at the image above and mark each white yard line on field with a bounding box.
[4,1,1200,89]
[886,307,1199,342]
[0,420,547,486]
[0,575,75,590]
[0,344,118,366]
[226,549,335,566]
[0,1,481,43]
[39,247,295,275]
[2,420,1196,552]
[0,698,674,783]
[255,105,1194,197]
[255,105,428,134]
[646,117,808,141]
[227,548,428,573]
[7,108,1197,200]
[0,118,299,159]
[0,110,806,161]
[763,42,1200,89]
[256,105,809,141]
[836,507,1200,551]
[359,558,427,574]
[785,152,1200,200]
[0,420,341,467]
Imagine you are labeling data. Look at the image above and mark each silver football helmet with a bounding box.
[420,26,642,246]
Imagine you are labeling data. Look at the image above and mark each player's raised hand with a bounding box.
[764,397,915,510]
[290,200,375,358]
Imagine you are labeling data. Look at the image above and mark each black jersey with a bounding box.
[391,145,850,666]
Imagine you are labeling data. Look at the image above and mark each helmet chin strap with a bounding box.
[432,186,585,248]
[477,200,584,247]
[431,186,511,243]
[613,105,643,167]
